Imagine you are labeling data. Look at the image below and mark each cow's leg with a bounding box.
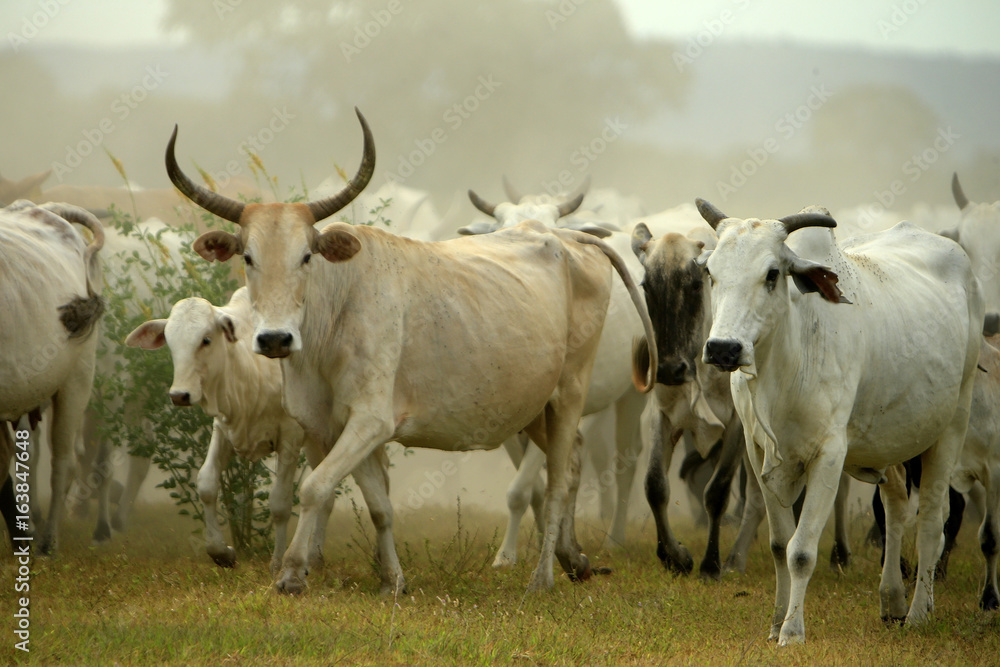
[39,381,91,556]
[352,446,405,595]
[829,473,852,570]
[979,466,1000,610]
[111,454,150,533]
[603,393,644,550]
[908,438,961,626]
[269,441,300,577]
[555,430,590,580]
[644,409,693,574]
[724,450,766,574]
[936,486,965,580]
[198,423,236,568]
[68,418,98,519]
[742,443,796,642]
[300,437,336,573]
[879,464,909,621]
[495,437,546,567]
[525,381,590,592]
[275,416,393,595]
[700,419,743,580]
[503,433,546,534]
[90,434,114,543]
[776,447,845,646]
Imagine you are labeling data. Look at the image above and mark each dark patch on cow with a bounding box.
[58,294,105,339]
[791,550,812,575]
[642,254,705,384]
[770,541,786,561]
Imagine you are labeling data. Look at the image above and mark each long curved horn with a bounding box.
[501,175,522,203]
[695,198,728,229]
[166,126,245,223]
[307,108,376,223]
[557,174,590,218]
[952,172,969,210]
[779,212,837,235]
[468,189,498,217]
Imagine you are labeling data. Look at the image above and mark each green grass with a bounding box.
[3,501,999,665]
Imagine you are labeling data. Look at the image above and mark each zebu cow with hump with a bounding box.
[695,199,982,645]
[125,288,397,581]
[461,178,648,562]
[166,109,657,594]
[0,200,105,555]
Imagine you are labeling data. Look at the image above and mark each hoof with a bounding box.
[380,579,408,596]
[593,566,613,576]
[980,587,999,611]
[38,538,55,557]
[111,514,127,533]
[657,546,694,575]
[881,615,906,626]
[209,546,237,569]
[492,551,517,568]
[92,521,112,544]
[829,543,851,570]
[307,551,325,574]
[569,564,593,583]
[275,575,307,596]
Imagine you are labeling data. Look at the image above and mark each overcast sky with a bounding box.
[3,0,999,58]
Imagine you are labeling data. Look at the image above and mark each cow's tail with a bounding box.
[43,203,106,339]
[566,231,657,393]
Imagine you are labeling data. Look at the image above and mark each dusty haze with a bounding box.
[5,0,1000,530]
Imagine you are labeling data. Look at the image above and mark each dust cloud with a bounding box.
[3,1,998,530]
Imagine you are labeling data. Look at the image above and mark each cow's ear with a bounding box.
[631,222,652,265]
[193,230,242,262]
[314,228,361,263]
[125,320,167,350]
[217,313,237,343]
[788,256,851,304]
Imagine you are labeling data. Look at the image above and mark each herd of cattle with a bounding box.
[2,109,1000,646]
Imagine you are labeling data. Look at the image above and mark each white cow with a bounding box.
[696,199,982,645]
[943,173,1000,311]
[0,200,105,555]
[166,109,657,594]
[125,287,398,581]
[461,180,648,561]
[951,331,1000,610]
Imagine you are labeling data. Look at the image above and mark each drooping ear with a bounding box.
[125,319,168,350]
[631,222,652,265]
[193,230,242,262]
[314,227,361,262]
[787,254,851,304]
[216,312,237,343]
[984,313,1000,337]
[694,249,712,268]
[939,227,960,243]
[457,220,499,236]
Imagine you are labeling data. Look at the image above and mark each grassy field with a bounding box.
[3,499,999,666]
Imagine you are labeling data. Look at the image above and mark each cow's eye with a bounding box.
[302,253,312,266]
[243,253,254,267]
[766,268,780,283]
[201,337,211,347]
